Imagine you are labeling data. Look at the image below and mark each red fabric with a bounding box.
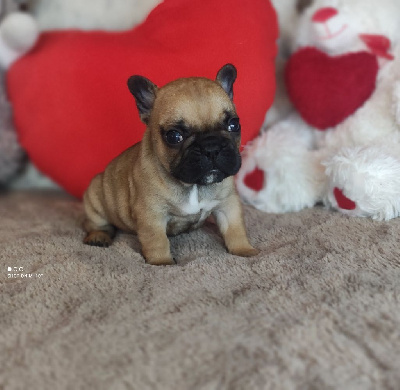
[8,0,278,198]
[312,7,338,23]
[285,47,378,130]
[359,34,394,60]
[244,167,265,192]
[334,187,356,210]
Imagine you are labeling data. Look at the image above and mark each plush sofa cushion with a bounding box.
[8,0,278,198]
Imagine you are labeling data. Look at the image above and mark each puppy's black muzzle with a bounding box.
[173,134,241,185]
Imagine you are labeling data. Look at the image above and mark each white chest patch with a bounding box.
[180,185,219,216]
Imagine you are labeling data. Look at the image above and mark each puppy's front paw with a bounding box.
[84,231,113,248]
[229,246,260,258]
[145,256,176,266]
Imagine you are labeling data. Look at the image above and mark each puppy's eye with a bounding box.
[165,130,184,145]
[227,118,241,132]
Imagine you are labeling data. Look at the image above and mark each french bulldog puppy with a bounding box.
[83,64,259,265]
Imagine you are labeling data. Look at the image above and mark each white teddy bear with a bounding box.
[237,0,400,221]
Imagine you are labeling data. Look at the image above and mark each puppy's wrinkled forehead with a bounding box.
[153,78,236,128]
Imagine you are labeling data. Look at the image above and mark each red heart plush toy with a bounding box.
[8,0,278,198]
[285,47,379,130]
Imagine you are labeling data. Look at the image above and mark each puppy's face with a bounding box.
[128,64,242,185]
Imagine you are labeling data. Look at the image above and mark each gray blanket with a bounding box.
[1,191,400,390]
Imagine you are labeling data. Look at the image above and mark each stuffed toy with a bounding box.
[0,3,38,186]
[7,0,278,198]
[237,0,400,221]
[15,0,162,31]
[8,0,162,189]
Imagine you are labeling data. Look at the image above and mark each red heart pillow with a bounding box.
[7,0,278,198]
[285,47,378,130]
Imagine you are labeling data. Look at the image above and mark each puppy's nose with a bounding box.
[312,7,338,23]
[201,135,223,158]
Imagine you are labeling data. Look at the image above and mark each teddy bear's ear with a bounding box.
[359,34,394,61]
[216,63,237,100]
[127,75,158,124]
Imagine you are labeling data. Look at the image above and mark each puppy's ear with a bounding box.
[216,64,237,100]
[127,75,158,124]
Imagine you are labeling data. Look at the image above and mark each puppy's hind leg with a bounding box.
[83,219,116,248]
[82,178,116,248]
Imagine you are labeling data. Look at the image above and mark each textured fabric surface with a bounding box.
[1,191,400,390]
